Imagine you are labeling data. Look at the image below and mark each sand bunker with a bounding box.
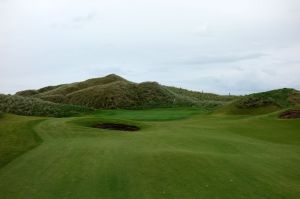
[94,123,140,131]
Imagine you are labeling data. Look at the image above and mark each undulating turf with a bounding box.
[0,114,44,167]
[0,108,299,199]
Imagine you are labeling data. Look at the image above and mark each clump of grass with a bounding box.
[0,94,93,117]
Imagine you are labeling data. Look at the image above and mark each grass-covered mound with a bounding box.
[15,74,236,109]
[166,86,236,102]
[64,81,198,109]
[16,74,127,101]
[0,94,93,117]
[217,88,300,115]
[0,114,44,167]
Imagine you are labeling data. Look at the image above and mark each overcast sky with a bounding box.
[1,0,299,95]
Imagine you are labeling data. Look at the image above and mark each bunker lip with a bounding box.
[279,109,300,119]
[93,123,140,131]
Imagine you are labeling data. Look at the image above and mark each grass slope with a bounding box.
[166,86,236,102]
[0,108,299,199]
[0,114,44,167]
[16,74,236,109]
[65,81,199,109]
[217,88,300,115]
[0,94,93,117]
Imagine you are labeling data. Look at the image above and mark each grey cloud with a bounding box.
[72,13,96,23]
[51,12,96,29]
[194,24,212,37]
[1,0,300,95]
[173,53,267,66]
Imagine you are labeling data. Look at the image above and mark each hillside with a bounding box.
[166,86,237,102]
[0,94,93,117]
[16,74,126,101]
[217,88,300,115]
[16,74,235,109]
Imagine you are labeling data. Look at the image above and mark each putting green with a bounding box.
[0,108,299,199]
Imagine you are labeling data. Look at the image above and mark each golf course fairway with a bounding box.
[0,108,299,199]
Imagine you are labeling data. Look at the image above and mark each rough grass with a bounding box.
[0,94,93,117]
[166,86,237,102]
[0,108,299,199]
[16,74,125,97]
[217,88,300,115]
[15,74,236,109]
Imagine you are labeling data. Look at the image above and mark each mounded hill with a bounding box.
[16,74,126,101]
[16,74,235,109]
[0,94,93,117]
[166,86,237,102]
[64,81,192,109]
[217,88,300,115]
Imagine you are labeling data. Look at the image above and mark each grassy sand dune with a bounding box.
[217,88,300,115]
[0,94,93,117]
[15,74,235,109]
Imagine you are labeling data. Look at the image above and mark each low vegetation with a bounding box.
[279,109,300,119]
[15,74,237,109]
[64,81,197,109]
[166,86,236,102]
[0,94,93,117]
[217,88,300,115]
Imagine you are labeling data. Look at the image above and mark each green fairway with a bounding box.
[0,108,299,199]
